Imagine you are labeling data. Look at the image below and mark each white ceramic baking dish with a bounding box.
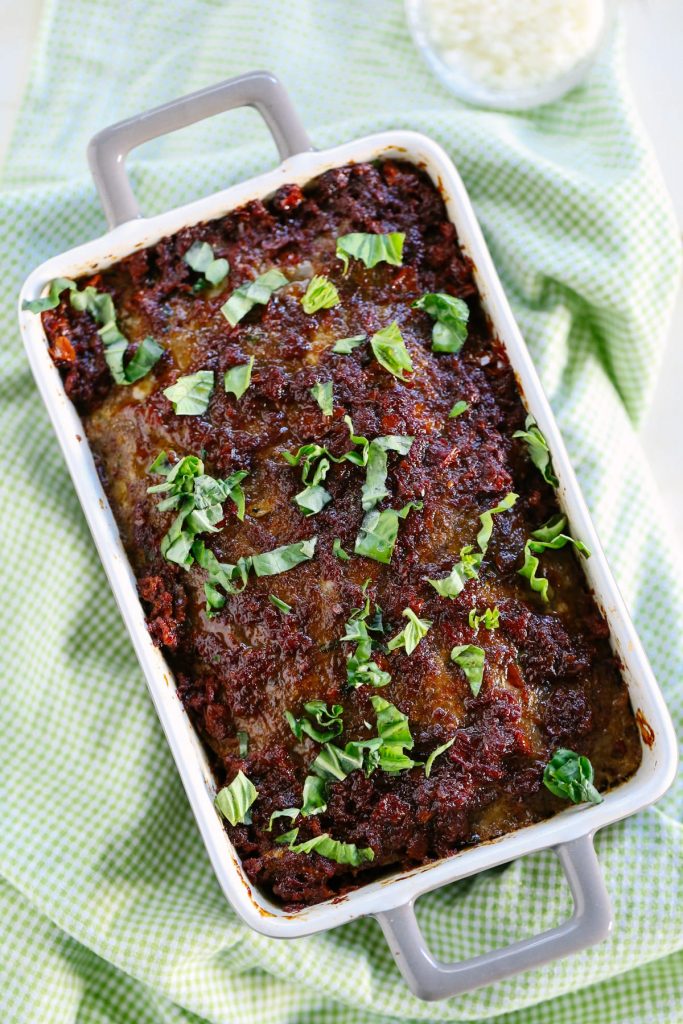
[17,72,677,1002]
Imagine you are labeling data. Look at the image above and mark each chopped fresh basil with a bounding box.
[428,545,482,598]
[332,538,350,561]
[336,232,405,274]
[310,380,334,416]
[355,500,422,564]
[267,807,299,831]
[543,748,602,805]
[250,538,317,577]
[221,268,288,327]
[301,775,327,816]
[477,492,518,551]
[215,770,258,826]
[124,336,164,384]
[193,539,250,616]
[370,322,413,380]
[310,738,381,782]
[450,644,485,697]
[286,701,344,744]
[513,414,558,487]
[224,356,254,400]
[518,515,590,602]
[22,277,77,313]
[184,240,229,287]
[371,695,421,773]
[302,275,340,314]
[237,730,249,756]
[269,594,292,614]
[332,334,366,354]
[275,828,374,866]
[361,434,414,512]
[294,483,332,517]
[424,737,455,778]
[413,292,469,353]
[448,400,469,419]
[387,608,432,655]
[148,453,247,568]
[341,595,390,690]
[468,606,500,630]
[163,370,214,415]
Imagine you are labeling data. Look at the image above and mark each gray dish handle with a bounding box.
[87,71,314,229]
[376,833,611,1002]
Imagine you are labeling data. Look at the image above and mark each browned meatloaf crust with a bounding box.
[41,159,642,907]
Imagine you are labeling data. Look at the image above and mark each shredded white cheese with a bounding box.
[423,0,605,92]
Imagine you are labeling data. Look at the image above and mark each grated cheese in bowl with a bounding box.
[406,0,612,109]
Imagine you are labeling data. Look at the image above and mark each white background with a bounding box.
[1,0,681,552]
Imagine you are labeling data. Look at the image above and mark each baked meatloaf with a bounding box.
[34,158,642,907]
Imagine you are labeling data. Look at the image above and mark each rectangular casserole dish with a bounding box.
[17,71,677,1001]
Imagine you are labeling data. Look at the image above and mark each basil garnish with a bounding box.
[275,828,374,866]
[450,644,485,696]
[413,292,469,353]
[237,731,249,756]
[310,380,333,417]
[251,538,317,577]
[269,594,292,614]
[215,770,258,826]
[302,275,340,314]
[428,493,518,597]
[354,500,422,564]
[184,241,229,287]
[362,435,414,512]
[147,453,247,568]
[336,232,404,274]
[424,737,455,778]
[193,539,250,616]
[22,277,76,313]
[468,607,500,630]
[387,608,432,656]
[513,414,558,487]
[124,336,165,384]
[332,538,350,561]
[519,515,590,602]
[448,400,469,419]
[332,334,366,354]
[341,594,390,690]
[163,370,214,415]
[221,268,288,327]
[543,749,602,805]
[370,322,413,380]
[371,696,422,773]
[224,357,254,400]
[286,701,344,744]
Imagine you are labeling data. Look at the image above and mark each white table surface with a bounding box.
[1,0,681,553]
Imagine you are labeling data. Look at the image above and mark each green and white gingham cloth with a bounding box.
[1,2,682,1022]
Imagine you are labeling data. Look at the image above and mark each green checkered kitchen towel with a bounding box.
[1,2,682,1022]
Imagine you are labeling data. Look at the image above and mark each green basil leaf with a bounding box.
[424,737,455,778]
[354,500,422,564]
[332,334,366,354]
[215,770,258,826]
[294,483,332,517]
[450,644,485,697]
[301,775,327,816]
[163,370,215,415]
[123,336,164,383]
[336,231,404,274]
[237,730,249,756]
[302,275,340,314]
[387,607,432,655]
[413,292,469,353]
[22,277,77,313]
[448,400,469,419]
[346,657,391,689]
[513,414,558,487]
[310,380,334,416]
[267,807,299,831]
[221,268,288,327]
[543,748,602,805]
[184,241,229,286]
[224,356,254,400]
[427,545,482,598]
[310,738,381,782]
[275,828,374,866]
[250,537,317,577]
[332,538,350,561]
[476,492,518,553]
[518,515,590,602]
[371,695,421,773]
[286,702,343,744]
[361,434,414,512]
[468,606,500,630]
[369,322,413,380]
[269,594,292,614]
